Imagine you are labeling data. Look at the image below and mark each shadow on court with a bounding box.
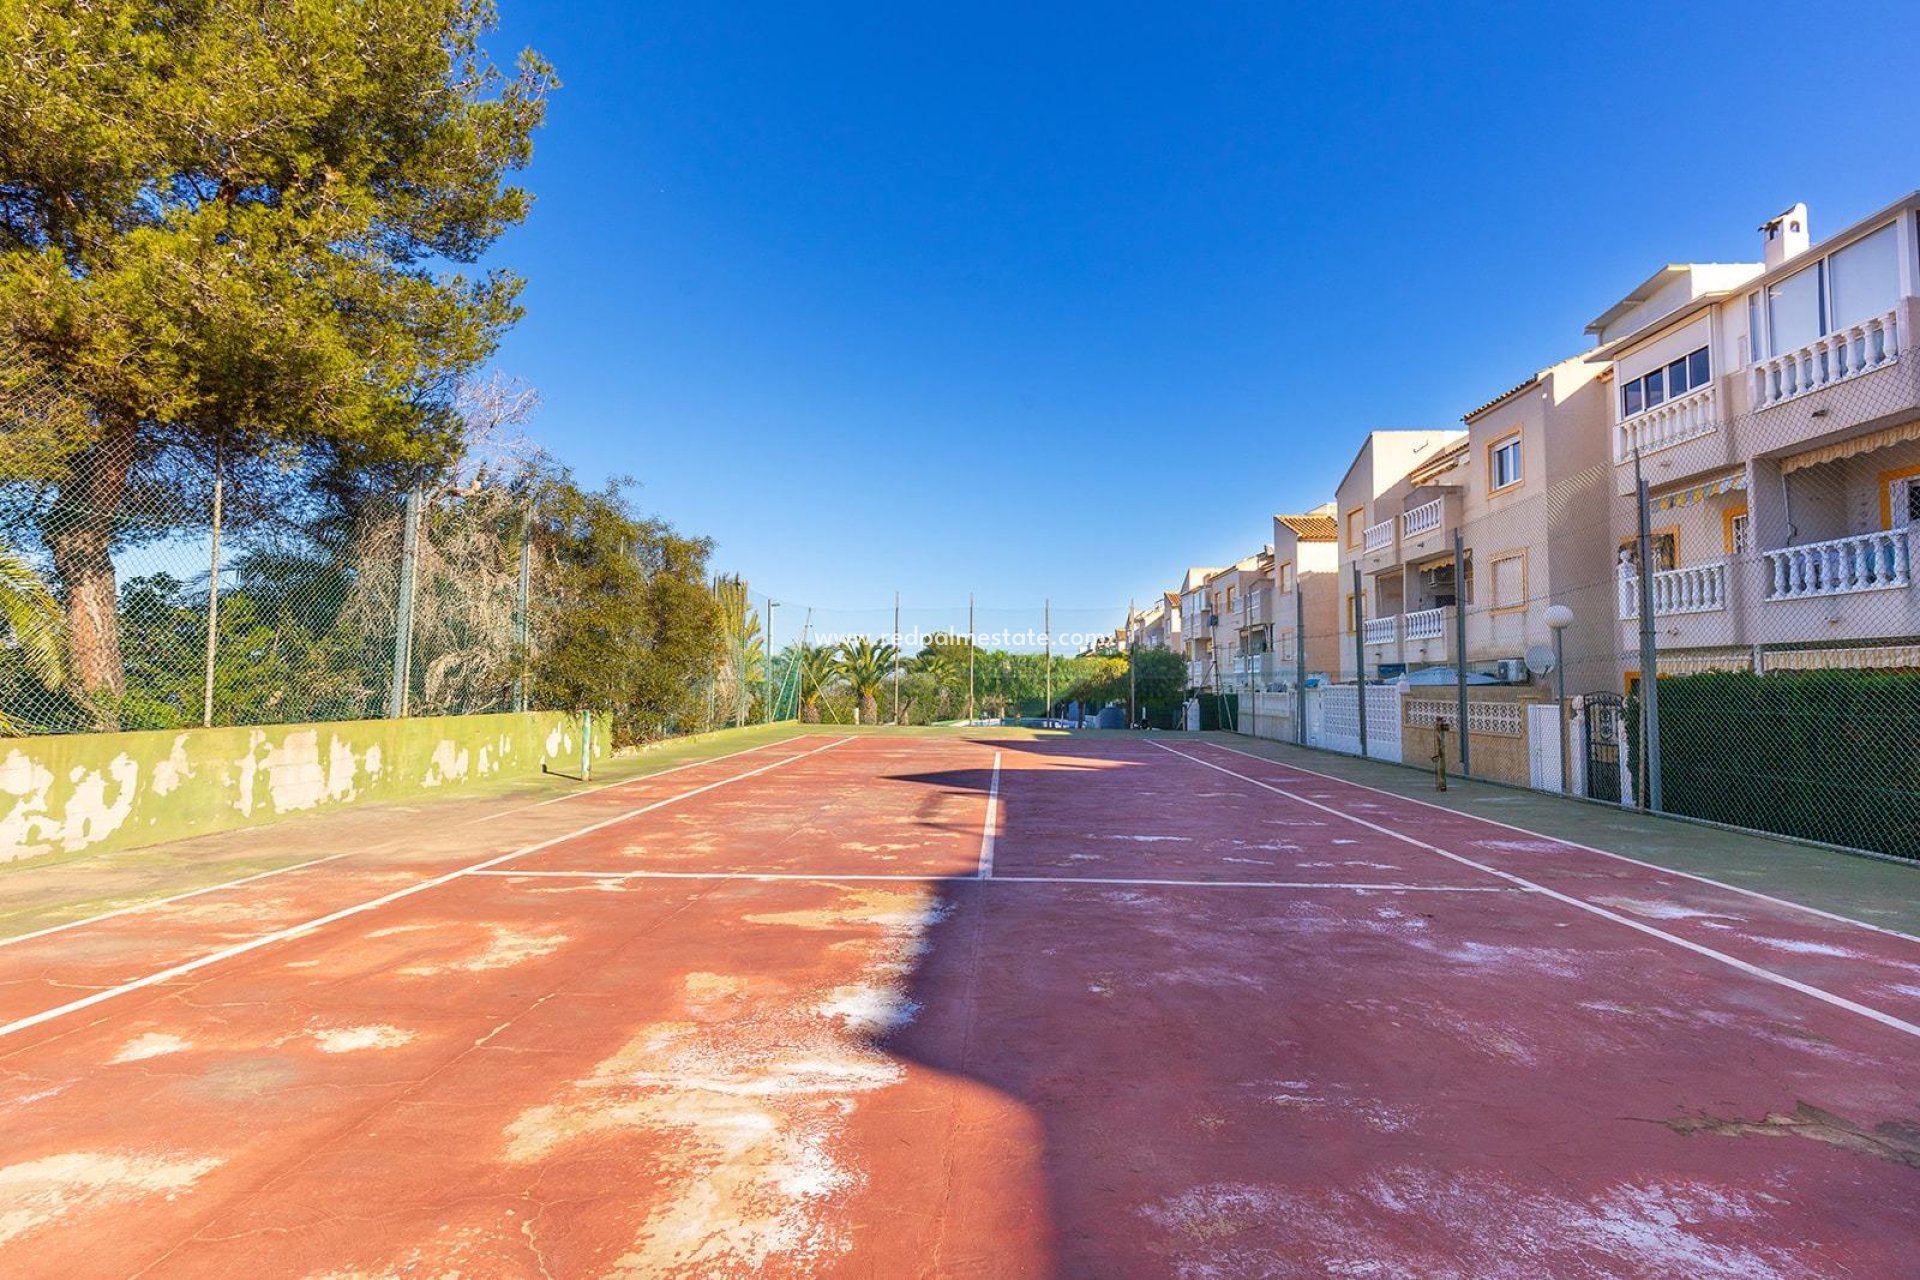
[864,735,1920,1277]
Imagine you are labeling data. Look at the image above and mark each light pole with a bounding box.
[764,599,777,724]
[1545,604,1574,795]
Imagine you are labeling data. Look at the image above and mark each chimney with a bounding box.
[1761,203,1810,270]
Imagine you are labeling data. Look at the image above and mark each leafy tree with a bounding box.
[0,547,62,733]
[837,637,899,725]
[711,575,765,726]
[0,0,555,710]
[1131,647,1190,728]
[528,477,721,746]
[791,642,841,723]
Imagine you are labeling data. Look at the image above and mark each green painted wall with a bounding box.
[0,710,609,865]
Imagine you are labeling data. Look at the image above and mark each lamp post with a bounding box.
[1544,604,1574,795]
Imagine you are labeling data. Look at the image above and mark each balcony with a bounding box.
[1752,309,1900,410]
[1360,518,1399,574]
[1618,562,1729,619]
[1401,499,1443,539]
[1763,529,1911,600]
[1616,383,1717,462]
[1398,491,1462,564]
[1356,609,1452,671]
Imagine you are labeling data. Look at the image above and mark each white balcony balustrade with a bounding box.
[1617,561,1729,619]
[1403,606,1448,641]
[1362,519,1396,554]
[1616,384,1717,462]
[1362,615,1399,646]
[1763,529,1911,600]
[1752,309,1900,409]
[1401,499,1444,538]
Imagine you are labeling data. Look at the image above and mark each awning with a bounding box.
[1652,470,1747,510]
[1780,419,1920,475]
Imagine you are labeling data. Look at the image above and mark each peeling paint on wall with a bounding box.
[0,711,603,866]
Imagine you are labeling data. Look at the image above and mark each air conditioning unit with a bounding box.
[1495,657,1528,684]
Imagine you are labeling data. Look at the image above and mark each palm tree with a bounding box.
[0,549,65,734]
[836,637,899,726]
[793,642,841,723]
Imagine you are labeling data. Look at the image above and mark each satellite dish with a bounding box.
[1524,643,1557,676]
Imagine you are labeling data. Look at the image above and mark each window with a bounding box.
[1490,434,1523,491]
[1829,222,1900,331]
[1882,464,1920,528]
[1767,261,1826,355]
[1277,561,1295,594]
[1490,552,1527,612]
[1724,507,1750,556]
[1618,531,1678,574]
[1223,585,1235,611]
[1346,507,1364,547]
[1620,345,1711,417]
[1744,221,1900,363]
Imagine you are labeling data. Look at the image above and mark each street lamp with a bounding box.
[1544,604,1574,794]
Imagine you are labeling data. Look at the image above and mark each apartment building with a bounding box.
[1347,352,1618,690]
[1211,550,1277,693]
[1177,565,1225,689]
[1269,506,1341,682]
[1597,197,1920,676]
[1124,593,1181,653]
[1333,430,1467,679]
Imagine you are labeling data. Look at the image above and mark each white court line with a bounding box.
[467,868,1518,891]
[0,736,819,953]
[990,876,1521,891]
[0,854,352,950]
[1192,737,1920,946]
[516,732,815,811]
[978,751,1002,880]
[0,737,854,1043]
[1154,741,1920,1042]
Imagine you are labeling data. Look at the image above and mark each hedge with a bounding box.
[1640,668,1920,860]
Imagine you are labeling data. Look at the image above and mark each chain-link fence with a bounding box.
[0,350,738,741]
[0,428,537,735]
[1148,336,1920,862]
[700,593,1136,729]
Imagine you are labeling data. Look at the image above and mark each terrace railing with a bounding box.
[1763,529,1911,600]
[1617,384,1717,462]
[1401,498,1444,538]
[1752,308,1900,410]
[1618,561,1729,619]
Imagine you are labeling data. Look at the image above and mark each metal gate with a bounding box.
[1582,692,1625,803]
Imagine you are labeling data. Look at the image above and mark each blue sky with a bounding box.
[483,0,1920,637]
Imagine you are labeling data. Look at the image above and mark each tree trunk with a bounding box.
[801,702,819,724]
[860,692,877,725]
[43,421,133,718]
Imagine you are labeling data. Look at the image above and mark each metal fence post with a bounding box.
[514,506,532,714]
[386,488,423,719]
[1453,528,1471,777]
[1244,584,1255,739]
[1634,456,1663,811]
[1351,561,1368,758]
[201,445,224,727]
[1293,576,1307,745]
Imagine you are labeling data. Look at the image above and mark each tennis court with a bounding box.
[1,729,1916,1277]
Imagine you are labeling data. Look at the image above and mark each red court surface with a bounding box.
[1,731,1917,1277]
